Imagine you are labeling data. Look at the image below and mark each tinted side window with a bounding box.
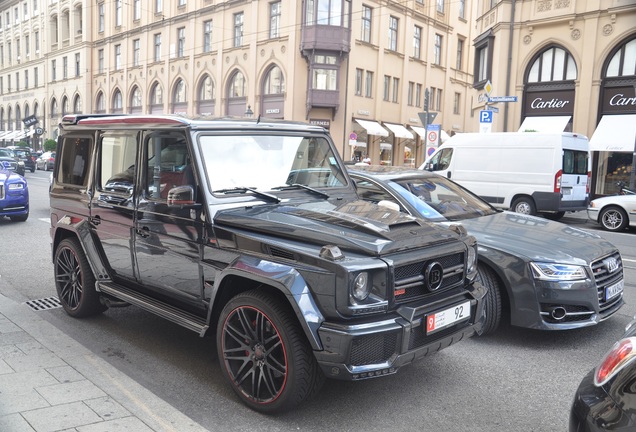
[57,137,92,186]
[143,132,192,201]
[98,132,139,196]
[563,150,588,175]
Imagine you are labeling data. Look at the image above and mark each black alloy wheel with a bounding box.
[217,290,324,413]
[54,238,107,317]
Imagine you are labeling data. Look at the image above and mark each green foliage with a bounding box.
[43,139,57,152]
[17,141,29,147]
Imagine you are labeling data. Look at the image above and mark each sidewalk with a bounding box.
[0,294,209,432]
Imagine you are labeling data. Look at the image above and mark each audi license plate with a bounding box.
[425,301,471,334]
[606,280,624,301]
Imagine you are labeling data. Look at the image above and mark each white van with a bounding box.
[420,132,590,219]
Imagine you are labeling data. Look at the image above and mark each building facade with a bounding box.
[0,0,634,195]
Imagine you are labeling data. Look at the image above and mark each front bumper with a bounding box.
[313,282,486,380]
[587,208,600,223]
[0,187,29,218]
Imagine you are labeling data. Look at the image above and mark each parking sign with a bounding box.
[479,110,493,123]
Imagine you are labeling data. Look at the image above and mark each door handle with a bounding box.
[447,171,451,179]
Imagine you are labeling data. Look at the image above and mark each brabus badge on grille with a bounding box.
[425,262,444,291]
[604,257,619,273]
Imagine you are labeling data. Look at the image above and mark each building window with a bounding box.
[383,75,390,101]
[365,71,373,97]
[98,49,104,73]
[416,83,422,107]
[24,70,28,89]
[155,0,162,14]
[437,0,445,13]
[459,0,466,19]
[177,27,185,57]
[98,4,104,33]
[200,76,214,100]
[606,38,636,77]
[75,53,80,77]
[178,0,186,6]
[51,59,56,81]
[456,38,464,70]
[151,83,163,105]
[307,0,350,26]
[388,16,398,51]
[95,92,105,112]
[229,71,246,97]
[434,34,442,65]
[63,56,68,79]
[263,65,285,94]
[25,35,29,56]
[527,46,577,82]
[392,77,399,103]
[361,5,371,43]
[15,72,19,91]
[0,45,3,67]
[413,25,421,59]
[134,0,141,20]
[74,95,82,113]
[62,96,69,116]
[115,0,122,27]
[473,31,494,87]
[34,67,38,87]
[430,86,436,110]
[312,54,338,90]
[436,88,442,111]
[35,31,39,52]
[453,92,460,114]
[173,80,186,103]
[270,2,281,39]
[115,44,121,70]
[234,12,244,47]
[130,87,142,112]
[355,68,362,96]
[203,20,212,53]
[154,34,161,62]
[408,82,414,106]
[133,39,140,66]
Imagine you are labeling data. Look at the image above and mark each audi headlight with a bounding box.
[351,272,370,302]
[8,183,25,190]
[530,262,587,281]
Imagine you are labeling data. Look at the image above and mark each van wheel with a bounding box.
[599,206,628,232]
[217,290,324,413]
[476,265,502,335]
[511,197,536,215]
[54,238,107,318]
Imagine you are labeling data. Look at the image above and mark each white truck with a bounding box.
[420,132,590,219]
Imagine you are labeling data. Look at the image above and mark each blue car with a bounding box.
[0,164,29,222]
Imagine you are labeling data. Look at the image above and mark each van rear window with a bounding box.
[563,150,587,175]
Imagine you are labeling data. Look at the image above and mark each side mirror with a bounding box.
[167,185,196,207]
[377,200,401,212]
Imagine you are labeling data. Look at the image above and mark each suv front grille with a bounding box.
[0,184,4,199]
[350,331,399,366]
[393,252,465,303]
[591,251,624,312]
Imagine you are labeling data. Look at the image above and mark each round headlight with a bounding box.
[352,272,370,301]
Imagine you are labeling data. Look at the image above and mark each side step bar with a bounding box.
[97,282,209,336]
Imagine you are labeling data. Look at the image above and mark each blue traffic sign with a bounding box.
[479,110,493,123]
[488,96,518,103]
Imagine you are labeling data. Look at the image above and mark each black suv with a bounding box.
[50,114,485,413]
[10,148,36,173]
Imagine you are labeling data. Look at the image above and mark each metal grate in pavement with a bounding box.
[24,297,62,311]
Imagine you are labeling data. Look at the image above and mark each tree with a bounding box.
[43,139,57,152]
[17,141,29,147]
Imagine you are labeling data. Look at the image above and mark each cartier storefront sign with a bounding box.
[601,85,636,114]
[523,89,575,116]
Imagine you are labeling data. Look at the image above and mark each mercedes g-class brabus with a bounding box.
[50,114,485,413]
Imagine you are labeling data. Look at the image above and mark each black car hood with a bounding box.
[452,211,616,264]
[214,199,459,256]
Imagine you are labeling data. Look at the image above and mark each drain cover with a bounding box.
[25,297,62,311]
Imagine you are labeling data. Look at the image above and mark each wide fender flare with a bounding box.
[52,217,111,282]
[212,255,326,351]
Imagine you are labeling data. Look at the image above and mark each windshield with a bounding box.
[0,149,14,158]
[198,134,347,193]
[388,176,497,221]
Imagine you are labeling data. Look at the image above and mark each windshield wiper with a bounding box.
[212,187,280,203]
[272,183,330,199]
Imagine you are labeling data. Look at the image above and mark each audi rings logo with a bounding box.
[604,257,620,273]
[424,262,444,291]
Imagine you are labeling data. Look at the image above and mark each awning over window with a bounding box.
[0,131,7,139]
[3,131,19,140]
[383,122,414,139]
[352,142,367,148]
[518,116,571,133]
[409,125,427,139]
[355,119,389,137]
[589,114,636,152]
